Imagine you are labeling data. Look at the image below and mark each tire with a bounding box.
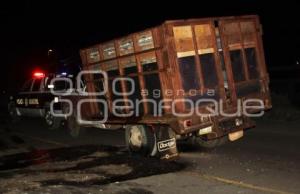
[8,102,20,123]
[44,108,61,130]
[125,125,156,156]
[189,135,228,149]
[67,113,84,138]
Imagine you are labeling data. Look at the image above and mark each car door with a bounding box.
[16,79,34,116]
[28,77,47,117]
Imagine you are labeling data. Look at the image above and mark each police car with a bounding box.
[8,71,72,129]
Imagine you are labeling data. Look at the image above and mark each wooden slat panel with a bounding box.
[103,42,116,60]
[223,22,241,48]
[136,31,155,51]
[117,36,134,56]
[241,21,256,45]
[173,26,195,54]
[194,24,215,52]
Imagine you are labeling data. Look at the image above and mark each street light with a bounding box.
[48,49,53,56]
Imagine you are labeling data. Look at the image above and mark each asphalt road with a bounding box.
[0,115,299,194]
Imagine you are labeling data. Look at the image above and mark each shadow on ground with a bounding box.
[0,145,185,193]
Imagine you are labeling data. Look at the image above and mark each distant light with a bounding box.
[33,72,45,78]
[61,72,67,76]
[48,49,53,56]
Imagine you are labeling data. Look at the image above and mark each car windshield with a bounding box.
[54,80,71,91]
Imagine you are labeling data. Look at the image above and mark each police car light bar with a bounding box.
[33,72,45,78]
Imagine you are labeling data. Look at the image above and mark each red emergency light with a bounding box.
[33,71,45,78]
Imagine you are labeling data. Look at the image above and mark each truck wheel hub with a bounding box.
[129,126,143,148]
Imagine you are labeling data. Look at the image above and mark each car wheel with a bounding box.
[44,109,61,130]
[8,102,20,123]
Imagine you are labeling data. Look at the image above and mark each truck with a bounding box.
[62,15,272,160]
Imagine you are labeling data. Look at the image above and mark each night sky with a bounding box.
[0,1,299,92]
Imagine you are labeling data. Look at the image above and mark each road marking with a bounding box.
[14,132,69,147]
[185,172,293,194]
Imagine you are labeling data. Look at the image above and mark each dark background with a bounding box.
[0,0,299,93]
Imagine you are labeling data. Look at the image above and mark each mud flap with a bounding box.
[154,126,179,160]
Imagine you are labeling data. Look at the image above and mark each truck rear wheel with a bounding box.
[190,136,228,149]
[125,125,156,156]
